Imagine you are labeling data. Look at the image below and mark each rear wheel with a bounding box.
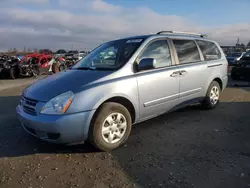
[9,66,19,79]
[201,81,221,109]
[89,102,132,151]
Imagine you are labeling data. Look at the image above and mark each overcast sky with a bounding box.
[0,0,250,51]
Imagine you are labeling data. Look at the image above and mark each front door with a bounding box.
[172,39,208,104]
[135,39,180,121]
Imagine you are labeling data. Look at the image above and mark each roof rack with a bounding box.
[157,31,207,38]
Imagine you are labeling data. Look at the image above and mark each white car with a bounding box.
[78,51,87,60]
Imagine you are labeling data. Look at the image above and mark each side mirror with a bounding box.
[137,58,156,71]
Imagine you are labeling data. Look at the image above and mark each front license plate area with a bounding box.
[36,131,47,138]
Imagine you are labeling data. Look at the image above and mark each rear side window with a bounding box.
[196,40,221,61]
[173,40,200,64]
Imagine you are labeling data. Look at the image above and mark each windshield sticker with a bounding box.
[126,39,143,43]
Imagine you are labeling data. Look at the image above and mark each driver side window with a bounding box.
[138,40,172,68]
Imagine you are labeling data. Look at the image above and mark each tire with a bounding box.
[59,64,67,71]
[89,102,132,151]
[201,81,221,109]
[52,63,59,73]
[9,67,17,79]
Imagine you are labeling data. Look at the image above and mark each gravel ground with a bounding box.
[0,80,250,188]
[0,76,47,91]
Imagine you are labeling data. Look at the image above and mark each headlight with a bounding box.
[41,91,74,115]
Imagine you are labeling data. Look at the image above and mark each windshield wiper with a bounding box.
[74,67,97,70]
[74,66,115,71]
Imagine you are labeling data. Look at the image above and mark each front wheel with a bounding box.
[89,102,132,151]
[201,81,221,109]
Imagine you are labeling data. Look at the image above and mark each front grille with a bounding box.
[23,106,37,116]
[21,96,38,116]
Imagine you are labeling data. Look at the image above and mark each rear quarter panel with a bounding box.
[203,43,228,94]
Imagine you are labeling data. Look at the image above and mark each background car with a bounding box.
[78,51,87,60]
[39,49,53,55]
[21,54,52,74]
[55,49,67,57]
[18,56,40,77]
[65,50,79,60]
[231,50,250,81]
[0,55,21,79]
[226,52,245,66]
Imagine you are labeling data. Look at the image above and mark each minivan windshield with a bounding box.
[72,38,144,70]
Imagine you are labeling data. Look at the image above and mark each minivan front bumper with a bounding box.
[16,105,95,144]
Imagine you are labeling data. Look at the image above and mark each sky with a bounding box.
[0,0,250,51]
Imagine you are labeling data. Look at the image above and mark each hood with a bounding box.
[24,69,113,102]
[241,56,250,62]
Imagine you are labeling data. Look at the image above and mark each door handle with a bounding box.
[170,71,180,77]
[179,70,187,76]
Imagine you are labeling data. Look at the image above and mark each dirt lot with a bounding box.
[0,80,250,188]
[0,76,47,91]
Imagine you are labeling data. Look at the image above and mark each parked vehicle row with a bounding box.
[17,31,228,151]
[0,53,79,79]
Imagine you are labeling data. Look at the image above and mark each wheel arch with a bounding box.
[85,95,137,141]
[203,76,223,97]
[93,96,136,124]
[213,77,223,90]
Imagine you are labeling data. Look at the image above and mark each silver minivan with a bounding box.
[16,31,228,151]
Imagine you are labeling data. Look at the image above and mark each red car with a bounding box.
[21,54,53,74]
